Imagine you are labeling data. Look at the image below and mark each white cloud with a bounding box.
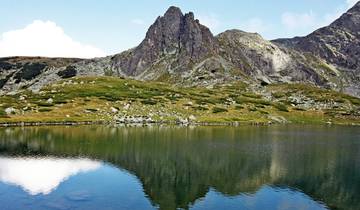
[0,20,106,58]
[197,14,221,33]
[131,19,145,25]
[0,157,101,195]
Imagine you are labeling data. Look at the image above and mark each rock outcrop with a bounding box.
[217,30,339,86]
[0,57,83,94]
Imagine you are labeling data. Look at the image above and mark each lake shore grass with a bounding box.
[0,76,359,127]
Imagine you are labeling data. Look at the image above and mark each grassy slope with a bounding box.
[0,76,359,125]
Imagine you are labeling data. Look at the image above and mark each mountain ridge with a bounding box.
[274,1,360,96]
[0,4,359,97]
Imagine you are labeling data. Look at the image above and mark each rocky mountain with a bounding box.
[0,4,359,97]
[84,7,342,88]
[216,30,338,86]
[274,1,360,96]
[112,6,219,77]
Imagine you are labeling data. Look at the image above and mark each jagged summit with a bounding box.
[111,6,218,77]
[163,6,183,18]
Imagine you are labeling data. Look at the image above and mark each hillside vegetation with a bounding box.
[0,76,359,125]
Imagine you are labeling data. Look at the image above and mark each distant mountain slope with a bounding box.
[216,30,338,86]
[274,1,360,96]
[0,57,83,94]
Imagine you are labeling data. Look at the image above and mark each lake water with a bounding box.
[0,125,359,210]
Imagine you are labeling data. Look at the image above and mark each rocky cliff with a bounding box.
[217,30,338,87]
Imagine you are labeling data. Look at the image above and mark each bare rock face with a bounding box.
[111,6,219,77]
[218,30,292,82]
[274,2,360,96]
[217,30,340,87]
[275,2,360,69]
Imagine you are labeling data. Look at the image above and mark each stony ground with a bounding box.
[0,76,359,126]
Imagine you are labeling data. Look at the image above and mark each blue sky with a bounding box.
[0,0,358,58]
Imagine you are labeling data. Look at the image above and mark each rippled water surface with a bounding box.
[0,125,359,210]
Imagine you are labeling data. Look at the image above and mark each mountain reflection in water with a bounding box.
[0,125,358,210]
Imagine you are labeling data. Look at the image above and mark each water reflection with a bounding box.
[0,157,100,195]
[191,187,327,210]
[0,125,358,210]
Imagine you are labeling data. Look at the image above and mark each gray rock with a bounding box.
[46,98,53,104]
[115,115,155,124]
[110,107,118,113]
[5,107,16,115]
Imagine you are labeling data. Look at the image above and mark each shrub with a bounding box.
[248,107,257,112]
[334,98,345,103]
[236,97,271,106]
[212,107,228,113]
[166,95,181,101]
[86,108,98,113]
[235,105,244,110]
[35,102,54,107]
[256,104,266,109]
[54,100,68,104]
[273,103,289,112]
[348,97,360,105]
[0,109,8,118]
[195,98,219,105]
[141,99,158,105]
[193,106,209,111]
[259,110,269,114]
[272,92,285,99]
[38,108,52,112]
[242,93,262,99]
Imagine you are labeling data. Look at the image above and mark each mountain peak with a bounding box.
[112,6,218,76]
[164,6,183,18]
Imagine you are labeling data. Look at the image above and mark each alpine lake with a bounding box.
[0,125,359,210]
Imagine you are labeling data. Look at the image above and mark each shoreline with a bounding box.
[0,119,359,128]
[0,121,107,127]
